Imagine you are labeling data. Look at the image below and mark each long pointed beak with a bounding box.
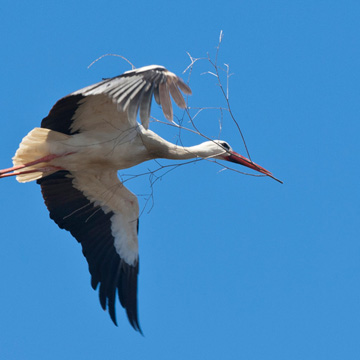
[226,151,283,184]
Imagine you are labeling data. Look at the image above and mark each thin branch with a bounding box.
[87,54,136,70]
[205,32,252,160]
[182,30,251,160]
[117,31,264,215]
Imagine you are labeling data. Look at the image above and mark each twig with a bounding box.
[100,31,261,215]
[87,54,136,70]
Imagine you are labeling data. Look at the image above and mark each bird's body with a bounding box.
[0,64,280,333]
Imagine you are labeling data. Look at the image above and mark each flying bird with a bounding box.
[0,65,281,333]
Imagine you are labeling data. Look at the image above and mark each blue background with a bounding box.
[1,1,359,359]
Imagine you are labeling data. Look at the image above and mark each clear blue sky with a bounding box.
[1,1,359,359]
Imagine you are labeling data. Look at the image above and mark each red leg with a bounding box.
[0,166,63,179]
[0,152,74,178]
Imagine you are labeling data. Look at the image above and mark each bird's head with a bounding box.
[203,140,282,183]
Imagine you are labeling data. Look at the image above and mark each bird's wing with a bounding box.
[37,170,142,333]
[40,65,192,134]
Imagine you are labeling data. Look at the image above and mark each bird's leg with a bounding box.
[0,165,64,179]
[0,152,74,178]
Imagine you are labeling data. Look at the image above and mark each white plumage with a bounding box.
[0,65,280,333]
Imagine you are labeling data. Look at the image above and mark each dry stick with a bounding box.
[87,54,136,70]
[207,61,251,160]
[151,117,267,178]
[206,31,252,161]
[183,32,252,161]
[121,158,203,184]
[154,43,270,178]
[183,52,208,77]
[121,158,204,215]
[83,47,265,218]
[96,35,264,215]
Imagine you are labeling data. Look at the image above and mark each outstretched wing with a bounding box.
[37,170,142,332]
[41,65,192,134]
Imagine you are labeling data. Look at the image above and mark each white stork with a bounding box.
[0,65,281,333]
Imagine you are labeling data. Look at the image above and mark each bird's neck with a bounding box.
[140,129,214,161]
[163,144,212,160]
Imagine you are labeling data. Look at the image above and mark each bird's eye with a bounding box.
[221,142,230,150]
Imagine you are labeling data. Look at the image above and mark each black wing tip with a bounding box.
[105,292,143,334]
[96,282,143,333]
[109,307,118,327]
[127,313,143,335]
[92,261,142,333]
[133,322,144,336]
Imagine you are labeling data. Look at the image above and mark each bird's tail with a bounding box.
[9,127,70,183]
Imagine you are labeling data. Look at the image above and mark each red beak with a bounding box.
[226,151,283,184]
